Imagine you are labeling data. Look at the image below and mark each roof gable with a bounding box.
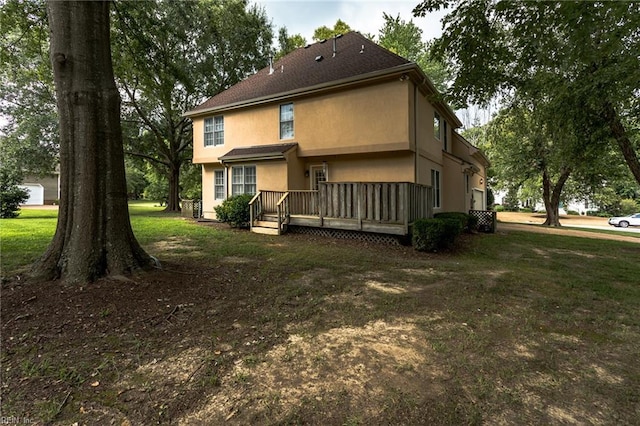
[186,32,410,115]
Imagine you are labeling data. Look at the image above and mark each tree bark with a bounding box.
[34,1,152,283]
[603,102,640,186]
[542,168,571,227]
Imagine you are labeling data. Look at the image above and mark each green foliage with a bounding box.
[312,19,351,41]
[125,164,148,200]
[0,0,59,177]
[143,173,168,203]
[275,27,306,60]
[415,0,640,187]
[0,166,29,218]
[434,212,477,233]
[112,0,273,209]
[214,194,253,228]
[412,217,462,252]
[377,12,449,92]
[620,199,640,216]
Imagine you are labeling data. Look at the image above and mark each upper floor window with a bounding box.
[434,111,441,141]
[280,103,294,140]
[204,116,224,147]
[231,165,256,196]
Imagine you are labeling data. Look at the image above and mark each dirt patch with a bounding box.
[2,226,639,425]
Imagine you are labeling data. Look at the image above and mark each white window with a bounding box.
[431,169,441,209]
[204,116,224,147]
[204,118,214,147]
[280,103,294,139]
[434,111,441,141]
[231,165,256,196]
[214,169,225,200]
[214,116,224,146]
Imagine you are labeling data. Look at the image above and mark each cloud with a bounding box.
[256,0,447,44]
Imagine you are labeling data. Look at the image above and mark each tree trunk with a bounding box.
[165,160,181,212]
[603,102,640,186]
[34,1,152,283]
[541,168,571,227]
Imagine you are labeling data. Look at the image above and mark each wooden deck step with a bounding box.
[251,226,280,235]
[254,220,279,228]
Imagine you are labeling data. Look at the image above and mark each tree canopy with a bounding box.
[312,19,352,41]
[275,27,306,60]
[112,0,273,211]
[376,12,448,92]
[0,0,58,177]
[414,0,640,189]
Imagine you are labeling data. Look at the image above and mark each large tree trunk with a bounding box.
[541,168,571,227]
[165,160,181,212]
[34,1,152,283]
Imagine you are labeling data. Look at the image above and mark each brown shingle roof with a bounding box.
[186,32,410,116]
[219,143,298,163]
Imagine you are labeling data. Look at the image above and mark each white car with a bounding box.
[608,213,640,228]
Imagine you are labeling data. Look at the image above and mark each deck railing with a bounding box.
[249,192,263,228]
[252,182,432,235]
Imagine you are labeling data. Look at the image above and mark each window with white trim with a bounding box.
[431,169,441,208]
[204,116,224,147]
[280,103,294,139]
[231,165,256,196]
[434,111,441,140]
[214,169,225,200]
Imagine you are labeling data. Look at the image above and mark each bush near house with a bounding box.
[413,217,463,252]
[434,212,478,233]
[0,168,29,219]
[214,194,253,228]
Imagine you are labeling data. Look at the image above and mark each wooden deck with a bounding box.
[249,182,433,236]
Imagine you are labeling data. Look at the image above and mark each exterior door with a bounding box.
[472,188,485,211]
[310,164,327,190]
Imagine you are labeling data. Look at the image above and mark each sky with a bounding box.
[254,0,448,44]
[253,0,493,127]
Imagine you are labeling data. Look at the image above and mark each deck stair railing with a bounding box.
[277,192,290,234]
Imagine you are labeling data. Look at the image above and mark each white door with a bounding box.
[472,188,485,211]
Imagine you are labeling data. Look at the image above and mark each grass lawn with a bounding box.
[1,205,639,424]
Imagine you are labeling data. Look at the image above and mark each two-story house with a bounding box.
[184,32,488,236]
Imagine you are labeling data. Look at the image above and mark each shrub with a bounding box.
[620,199,640,215]
[566,210,580,216]
[434,212,478,233]
[413,217,463,252]
[494,204,505,212]
[214,194,253,228]
[520,207,533,213]
[0,168,29,218]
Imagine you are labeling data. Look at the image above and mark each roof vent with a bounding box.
[360,44,365,54]
[315,55,324,62]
